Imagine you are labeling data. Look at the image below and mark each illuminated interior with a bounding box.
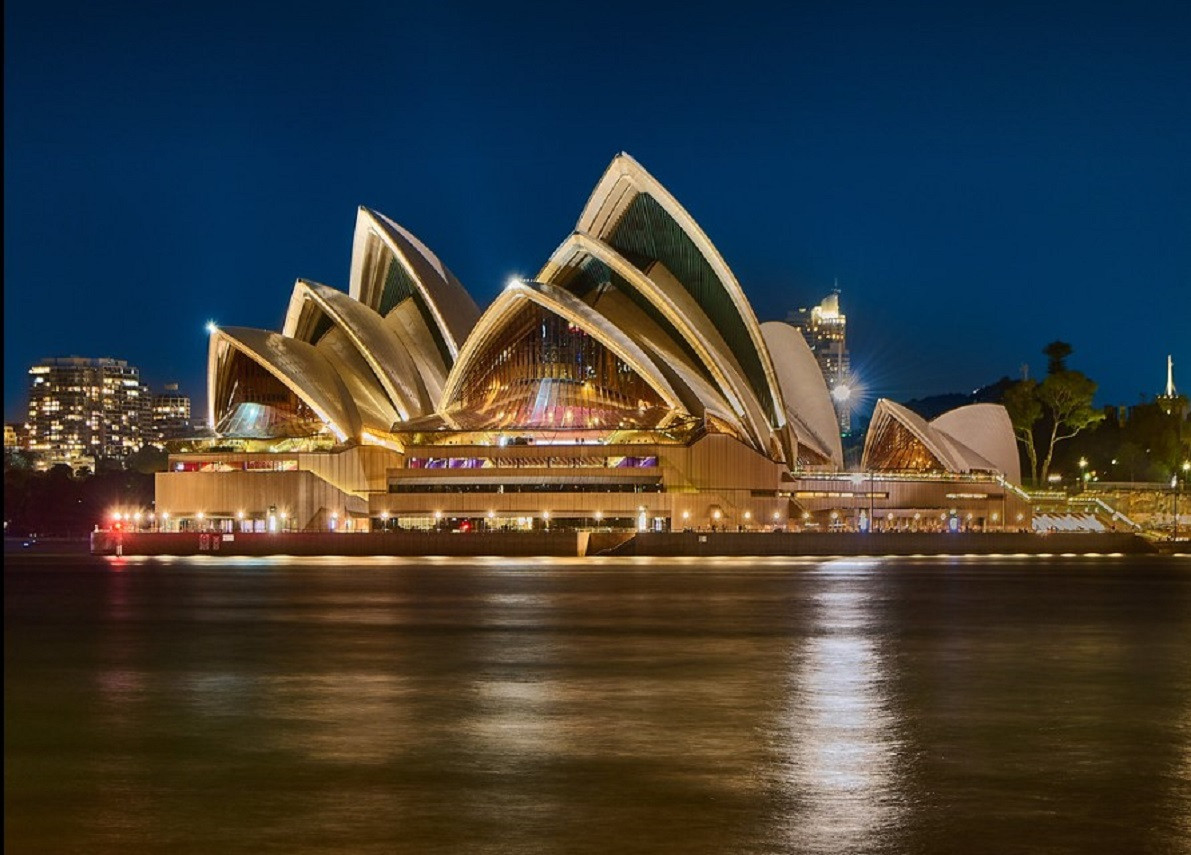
[213,349,325,438]
[862,413,945,472]
[448,303,668,431]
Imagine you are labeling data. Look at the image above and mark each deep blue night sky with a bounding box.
[5,0,1189,423]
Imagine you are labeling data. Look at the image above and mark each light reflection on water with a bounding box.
[5,553,1190,854]
[780,566,903,853]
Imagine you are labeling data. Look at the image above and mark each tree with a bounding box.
[1044,340,1073,375]
[1037,370,1104,483]
[1003,379,1042,484]
[127,445,168,474]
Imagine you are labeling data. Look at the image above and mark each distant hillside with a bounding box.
[901,377,1015,420]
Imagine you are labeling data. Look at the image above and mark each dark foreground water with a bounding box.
[5,554,1190,855]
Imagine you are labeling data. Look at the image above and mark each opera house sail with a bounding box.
[157,154,1026,534]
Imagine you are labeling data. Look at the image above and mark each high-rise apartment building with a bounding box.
[151,383,192,442]
[26,357,148,469]
[789,290,851,434]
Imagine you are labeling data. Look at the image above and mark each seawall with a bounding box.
[89,530,1159,558]
[602,531,1157,557]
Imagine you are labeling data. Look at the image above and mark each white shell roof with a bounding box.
[208,326,360,442]
[931,403,1021,485]
[760,321,843,468]
[863,398,1019,483]
[348,207,480,360]
[575,153,787,435]
[282,279,431,420]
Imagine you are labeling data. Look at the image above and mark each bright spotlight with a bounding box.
[505,276,522,290]
[831,383,852,403]
[205,320,218,335]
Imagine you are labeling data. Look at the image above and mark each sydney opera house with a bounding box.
[157,154,1029,533]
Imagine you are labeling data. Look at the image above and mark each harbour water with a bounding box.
[5,554,1190,854]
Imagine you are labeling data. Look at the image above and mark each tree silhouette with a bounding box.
[1003,379,1041,483]
[1043,340,1073,375]
[1037,370,1104,483]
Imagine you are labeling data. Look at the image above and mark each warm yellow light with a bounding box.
[236,511,244,520]
[712,510,722,520]
[196,512,205,520]
[743,511,751,520]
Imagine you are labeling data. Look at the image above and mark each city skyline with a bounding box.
[5,0,1189,422]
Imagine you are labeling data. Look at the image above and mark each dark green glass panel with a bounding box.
[607,193,777,424]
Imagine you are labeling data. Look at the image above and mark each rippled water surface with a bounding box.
[5,554,1190,854]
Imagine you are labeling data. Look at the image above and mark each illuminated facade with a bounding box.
[151,384,192,442]
[159,154,846,532]
[790,290,851,434]
[27,357,148,470]
[156,154,1022,535]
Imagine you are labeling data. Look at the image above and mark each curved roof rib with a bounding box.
[575,153,787,432]
[863,399,964,473]
[760,321,844,468]
[439,279,687,419]
[313,325,403,434]
[348,207,480,363]
[537,249,741,429]
[931,404,1021,485]
[207,326,361,442]
[282,279,431,420]
[539,231,782,458]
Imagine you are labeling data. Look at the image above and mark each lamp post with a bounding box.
[869,470,875,531]
[1078,457,1088,494]
[1174,460,1187,542]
